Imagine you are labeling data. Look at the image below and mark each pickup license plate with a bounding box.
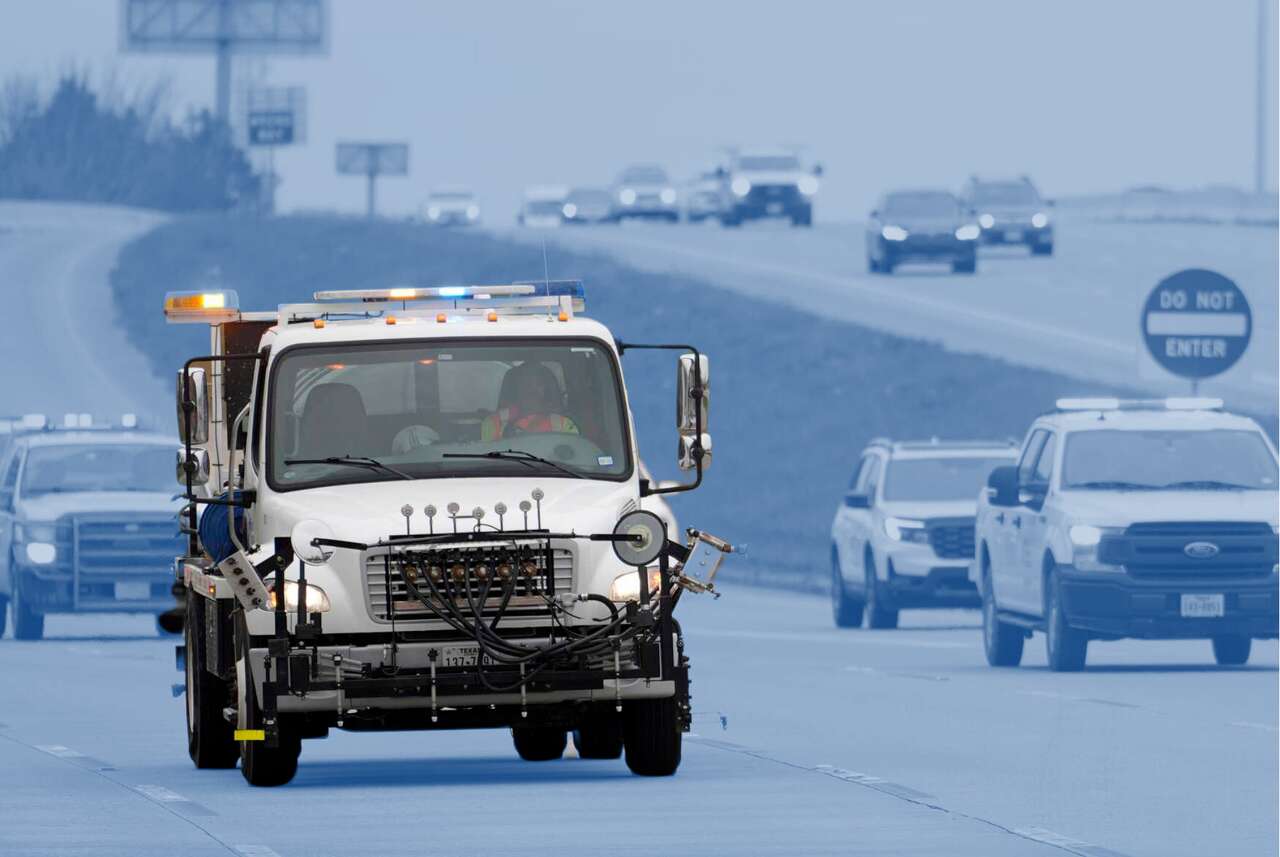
[766,202,783,214]
[437,644,496,668]
[1180,593,1224,618]
[1004,229,1023,242]
[115,581,151,601]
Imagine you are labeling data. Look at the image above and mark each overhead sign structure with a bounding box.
[120,0,327,121]
[1142,268,1252,382]
[336,143,409,219]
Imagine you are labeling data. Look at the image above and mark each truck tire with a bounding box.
[512,727,567,761]
[981,559,1024,667]
[573,708,623,759]
[1212,635,1251,665]
[236,618,300,786]
[867,254,880,274]
[1031,242,1053,256]
[720,212,742,228]
[952,256,977,274]
[623,696,681,776]
[1045,564,1087,672]
[864,553,898,629]
[831,547,864,628]
[185,597,238,769]
[11,577,43,641]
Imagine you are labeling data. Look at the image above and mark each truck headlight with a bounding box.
[731,177,751,197]
[1069,525,1123,572]
[881,225,908,241]
[978,213,995,228]
[426,206,441,220]
[955,224,981,241]
[798,175,820,196]
[619,188,637,205]
[1031,212,1049,228]
[609,568,663,602]
[25,542,56,565]
[466,205,480,220]
[660,187,677,205]
[267,581,332,613]
[884,516,929,544]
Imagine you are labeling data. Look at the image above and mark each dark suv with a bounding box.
[961,176,1054,255]
[866,190,980,274]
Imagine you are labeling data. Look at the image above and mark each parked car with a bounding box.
[866,190,980,274]
[612,165,679,222]
[830,438,1018,628]
[960,176,1054,255]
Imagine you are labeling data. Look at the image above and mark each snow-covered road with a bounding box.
[504,217,1279,413]
[1,587,1274,857]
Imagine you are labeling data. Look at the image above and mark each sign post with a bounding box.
[245,86,306,213]
[1141,269,1252,395]
[336,143,409,219]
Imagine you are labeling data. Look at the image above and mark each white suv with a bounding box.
[830,439,1017,628]
[973,399,1279,671]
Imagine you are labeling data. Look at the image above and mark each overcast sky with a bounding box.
[2,1,1276,220]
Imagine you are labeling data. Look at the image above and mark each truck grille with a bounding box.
[73,514,183,576]
[746,184,799,204]
[1100,522,1278,578]
[364,546,574,622]
[927,519,975,560]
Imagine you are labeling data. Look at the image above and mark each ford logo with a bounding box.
[1184,541,1220,559]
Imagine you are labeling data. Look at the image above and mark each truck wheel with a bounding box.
[512,726,567,761]
[11,578,44,641]
[1045,565,1087,672]
[882,258,896,275]
[720,213,742,228]
[1031,243,1053,256]
[952,256,977,274]
[981,558,1023,666]
[623,697,681,776]
[831,546,864,628]
[573,708,623,759]
[864,554,898,629]
[235,619,300,786]
[1212,635,1251,665]
[867,254,880,274]
[185,597,238,768]
[791,211,812,227]
[0,595,8,638]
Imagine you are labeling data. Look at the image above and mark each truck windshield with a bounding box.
[269,339,633,490]
[22,444,174,496]
[1061,430,1278,490]
[883,192,960,218]
[972,183,1040,205]
[738,155,800,171]
[882,457,1013,501]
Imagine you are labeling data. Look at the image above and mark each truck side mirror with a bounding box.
[843,491,870,509]
[813,164,824,177]
[176,365,209,445]
[676,353,710,471]
[987,466,1019,507]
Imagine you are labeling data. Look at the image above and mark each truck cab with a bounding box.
[973,398,1279,671]
[0,416,181,640]
[165,282,731,786]
[718,150,821,227]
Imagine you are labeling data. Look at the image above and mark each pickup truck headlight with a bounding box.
[978,213,995,228]
[267,581,332,613]
[1069,525,1123,572]
[731,178,751,197]
[25,542,56,565]
[1031,212,1049,228]
[884,516,930,544]
[659,188,677,205]
[881,225,909,241]
[955,224,981,241]
[619,188,637,205]
[798,175,820,196]
[609,568,662,602]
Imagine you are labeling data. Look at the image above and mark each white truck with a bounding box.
[165,282,732,786]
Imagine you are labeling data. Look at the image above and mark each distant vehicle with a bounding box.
[960,176,1054,256]
[866,190,979,274]
[683,171,724,223]
[612,165,679,222]
[974,398,1279,671]
[561,188,615,225]
[719,150,820,227]
[517,186,569,228]
[830,439,1018,629]
[0,416,182,640]
[423,188,481,226]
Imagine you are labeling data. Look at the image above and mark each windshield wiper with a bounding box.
[284,456,414,481]
[1068,480,1161,490]
[1160,480,1256,491]
[442,449,585,479]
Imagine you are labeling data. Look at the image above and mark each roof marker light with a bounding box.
[163,290,240,323]
[438,286,467,298]
[121,413,138,429]
[436,313,447,323]
[313,318,325,329]
[389,288,416,298]
[487,311,498,322]
[386,315,397,325]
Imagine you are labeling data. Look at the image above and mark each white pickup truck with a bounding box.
[164,282,733,786]
[973,398,1279,671]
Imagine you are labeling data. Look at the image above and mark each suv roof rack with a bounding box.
[1055,397,1224,413]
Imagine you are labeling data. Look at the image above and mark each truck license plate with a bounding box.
[437,644,496,668]
[1004,229,1023,242]
[115,581,151,601]
[1180,593,1224,618]
[766,202,783,214]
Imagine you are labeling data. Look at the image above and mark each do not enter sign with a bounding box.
[1142,269,1251,380]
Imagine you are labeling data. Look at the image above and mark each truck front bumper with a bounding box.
[14,564,173,614]
[1059,568,1279,639]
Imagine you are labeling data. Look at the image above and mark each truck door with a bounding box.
[1001,430,1047,613]
[0,451,21,594]
[833,454,872,584]
[1018,432,1056,616]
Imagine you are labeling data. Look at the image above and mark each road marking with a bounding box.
[1228,721,1278,732]
[235,847,284,857]
[36,743,117,771]
[1015,827,1134,857]
[1017,690,1140,710]
[845,665,950,682]
[135,784,218,817]
[696,627,969,649]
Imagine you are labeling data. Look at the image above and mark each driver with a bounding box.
[481,362,579,440]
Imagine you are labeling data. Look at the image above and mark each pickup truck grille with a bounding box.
[70,513,182,610]
[927,519,976,560]
[364,547,574,622]
[1100,522,1278,578]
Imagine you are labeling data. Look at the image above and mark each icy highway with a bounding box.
[508,217,1279,413]
[0,586,1275,857]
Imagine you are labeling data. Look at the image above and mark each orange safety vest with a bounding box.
[481,408,578,440]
